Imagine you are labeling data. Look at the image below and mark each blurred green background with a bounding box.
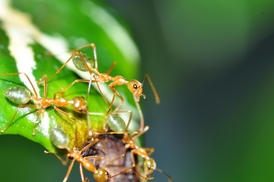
[1,0,274,182]
[108,0,274,182]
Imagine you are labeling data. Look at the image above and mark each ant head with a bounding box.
[93,168,110,182]
[127,80,145,102]
[72,97,87,113]
[144,158,157,175]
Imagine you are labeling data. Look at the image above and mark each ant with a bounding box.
[46,127,124,182]
[0,72,87,135]
[45,43,160,133]
[82,134,141,182]
[104,115,172,182]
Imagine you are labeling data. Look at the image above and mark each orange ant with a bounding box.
[45,43,160,132]
[103,115,172,182]
[46,127,126,182]
[0,72,87,135]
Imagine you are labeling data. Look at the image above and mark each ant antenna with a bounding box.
[142,74,160,104]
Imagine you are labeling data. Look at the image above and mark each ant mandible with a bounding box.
[0,72,87,135]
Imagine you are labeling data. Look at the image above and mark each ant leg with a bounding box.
[140,175,154,182]
[105,61,117,75]
[43,53,74,83]
[43,75,48,98]
[54,106,80,124]
[37,75,49,98]
[0,72,38,97]
[133,96,144,133]
[44,50,93,84]
[79,139,105,164]
[105,93,117,121]
[1,108,19,133]
[84,155,104,165]
[53,79,89,99]
[70,43,96,52]
[90,61,118,105]
[91,75,108,105]
[31,108,46,135]
[79,164,85,182]
[131,170,153,182]
[86,74,108,104]
[1,104,39,134]
[86,111,106,136]
[62,43,99,75]
[106,86,124,116]
[44,151,69,165]
[143,148,155,157]
[131,126,149,140]
[79,138,100,153]
[104,145,128,167]
[110,149,139,178]
[32,116,40,136]
[86,73,93,102]
[63,159,76,182]
[113,92,124,113]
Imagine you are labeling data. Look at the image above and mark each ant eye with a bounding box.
[133,84,138,89]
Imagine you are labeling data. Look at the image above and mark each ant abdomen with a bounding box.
[4,86,32,104]
[49,128,69,149]
[72,52,93,72]
[107,114,126,132]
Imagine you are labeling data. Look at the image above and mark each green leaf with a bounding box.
[0,0,140,153]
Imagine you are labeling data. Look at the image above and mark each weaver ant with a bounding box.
[45,43,160,132]
[82,134,140,182]
[104,115,172,182]
[46,128,127,182]
[0,72,87,135]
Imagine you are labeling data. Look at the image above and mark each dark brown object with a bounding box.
[82,134,140,182]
